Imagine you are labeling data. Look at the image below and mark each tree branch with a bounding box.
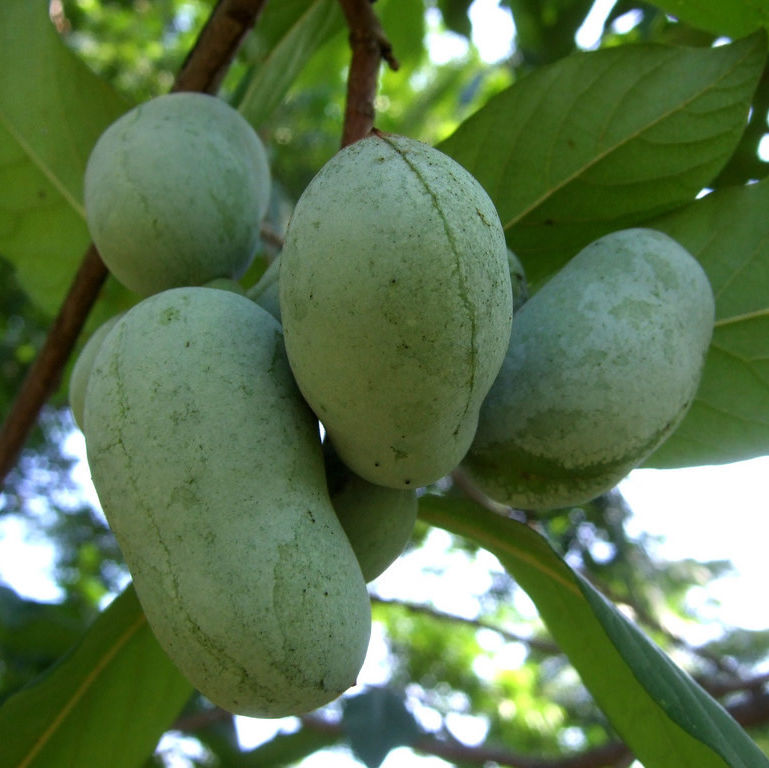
[371,594,560,655]
[0,0,268,486]
[337,0,399,147]
[173,684,769,768]
[0,245,107,483]
[299,714,634,768]
[173,0,269,94]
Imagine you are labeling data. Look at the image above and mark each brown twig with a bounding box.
[173,0,269,94]
[0,245,108,482]
[0,0,268,486]
[337,0,399,147]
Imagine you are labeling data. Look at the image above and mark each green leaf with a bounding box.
[419,493,769,768]
[0,0,129,314]
[644,177,769,467]
[0,587,87,702]
[646,0,769,38]
[378,0,426,69]
[437,0,473,38]
[0,586,192,768]
[438,33,767,286]
[237,0,344,129]
[505,0,594,65]
[342,688,420,768]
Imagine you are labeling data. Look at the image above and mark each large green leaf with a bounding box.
[438,33,766,286]
[378,0,427,69]
[237,0,344,128]
[419,493,769,768]
[0,586,192,768]
[646,0,769,37]
[643,177,769,467]
[0,0,129,315]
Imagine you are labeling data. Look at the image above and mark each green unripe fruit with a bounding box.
[507,249,528,311]
[463,228,715,510]
[84,93,271,296]
[325,446,417,582]
[69,314,123,430]
[203,277,246,295]
[280,134,513,489]
[84,287,370,717]
[246,256,281,321]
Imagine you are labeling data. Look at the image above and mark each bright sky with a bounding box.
[1,2,767,767]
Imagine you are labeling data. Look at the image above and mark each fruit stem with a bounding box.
[338,0,399,147]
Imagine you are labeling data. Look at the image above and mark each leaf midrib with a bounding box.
[16,611,147,768]
[504,41,757,231]
[0,110,86,220]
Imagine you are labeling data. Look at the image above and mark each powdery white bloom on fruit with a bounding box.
[463,228,715,510]
[84,287,370,717]
[280,134,513,489]
[85,93,270,296]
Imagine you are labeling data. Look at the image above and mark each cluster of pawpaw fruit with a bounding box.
[72,92,714,717]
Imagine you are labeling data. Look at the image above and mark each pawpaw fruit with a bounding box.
[69,313,123,430]
[325,444,417,582]
[84,287,370,717]
[463,228,715,510]
[280,134,513,489]
[85,93,270,296]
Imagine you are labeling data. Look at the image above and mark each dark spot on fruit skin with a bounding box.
[404,479,411,485]
[306,509,316,523]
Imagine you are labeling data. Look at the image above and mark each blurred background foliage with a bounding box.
[2,1,769,766]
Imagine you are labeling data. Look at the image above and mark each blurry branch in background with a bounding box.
[0,0,269,485]
[370,595,560,655]
[337,0,399,147]
[174,686,769,768]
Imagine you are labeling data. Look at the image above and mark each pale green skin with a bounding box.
[70,279,242,432]
[325,446,417,582]
[507,249,528,311]
[85,93,271,296]
[203,277,246,295]
[246,256,281,321]
[84,287,370,717]
[249,269,415,578]
[463,228,715,510]
[280,135,513,489]
[68,313,123,431]
[248,277,414,578]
